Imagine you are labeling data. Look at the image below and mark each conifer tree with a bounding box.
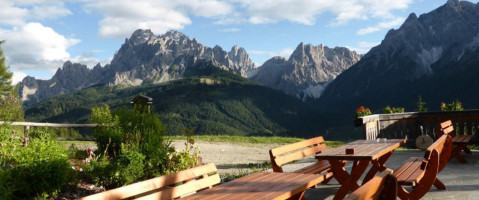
[0,40,23,121]
[0,40,13,94]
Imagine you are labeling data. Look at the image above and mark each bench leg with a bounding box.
[463,147,472,154]
[433,178,446,190]
[452,144,468,163]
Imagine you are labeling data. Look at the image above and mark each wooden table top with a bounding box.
[181,172,326,200]
[315,139,406,160]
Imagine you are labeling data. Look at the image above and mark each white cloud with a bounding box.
[357,17,405,35]
[250,48,294,59]
[12,71,27,85]
[0,1,72,26]
[0,23,80,72]
[219,28,241,32]
[83,0,233,39]
[226,0,412,26]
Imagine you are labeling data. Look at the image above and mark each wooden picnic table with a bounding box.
[181,172,327,200]
[315,139,406,200]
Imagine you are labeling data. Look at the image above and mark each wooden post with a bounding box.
[24,125,30,137]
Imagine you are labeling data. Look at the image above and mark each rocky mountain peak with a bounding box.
[252,42,360,100]
[128,29,156,46]
[161,30,189,42]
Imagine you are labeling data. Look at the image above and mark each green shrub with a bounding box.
[383,106,405,114]
[89,105,122,155]
[0,92,24,122]
[82,156,117,188]
[0,125,72,199]
[441,101,464,111]
[115,143,145,185]
[28,127,57,140]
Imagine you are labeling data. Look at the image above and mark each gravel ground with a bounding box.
[170,140,297,174]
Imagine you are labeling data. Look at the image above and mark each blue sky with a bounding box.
[1,0,476,84]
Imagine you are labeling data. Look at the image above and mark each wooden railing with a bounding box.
[356,110,479,145]
[0,121,98,139]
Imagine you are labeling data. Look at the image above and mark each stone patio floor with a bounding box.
[282,150,479,200]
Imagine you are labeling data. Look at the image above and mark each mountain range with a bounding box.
[18,30,359,105]
[25,60,327,138]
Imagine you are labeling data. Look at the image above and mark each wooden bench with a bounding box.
[393,134,452,200]
[344,169,397,200]
[269,136,335,185]
[436,120,473,163]
[78,163,220,200]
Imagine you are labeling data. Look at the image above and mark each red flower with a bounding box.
[458,101,462,105]
[441,102,445,105]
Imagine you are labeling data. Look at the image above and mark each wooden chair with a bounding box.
[393,134,452,200]
[344,169,397,200]
[436,120,473,163]
[78,163,220,200]
[269,136,336,185]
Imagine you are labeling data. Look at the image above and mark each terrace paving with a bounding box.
[282,150,479,200]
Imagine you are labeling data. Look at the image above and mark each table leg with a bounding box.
[362,151,392,185]
[329,160,370,200]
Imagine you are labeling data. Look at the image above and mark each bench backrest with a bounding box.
[269,136,327,172]
[78,163,220,200]
[424,134,452,173]
[436,120,455,138]
[345,169,397,200]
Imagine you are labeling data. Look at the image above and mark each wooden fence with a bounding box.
[0,121,98,140]
[356,110,479,145]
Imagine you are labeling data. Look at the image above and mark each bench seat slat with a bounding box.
[294,160,330,174]
[135,174,221,200]
[78,163,219,200]
[394,157,424,186]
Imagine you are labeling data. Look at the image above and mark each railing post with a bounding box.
[24,125,30,137]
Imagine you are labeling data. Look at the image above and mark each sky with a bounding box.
[1,0,477,84]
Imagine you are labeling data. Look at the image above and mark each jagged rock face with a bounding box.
[319,0,479,113]
[18,29,255,105]
[251,43,361,100]
[19,61,105,103]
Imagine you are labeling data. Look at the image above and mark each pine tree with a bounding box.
[0,40,23,121]
[0,40,13,94]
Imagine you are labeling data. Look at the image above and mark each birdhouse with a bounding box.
[131,95,153,113]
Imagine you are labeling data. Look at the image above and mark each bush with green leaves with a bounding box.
[89,105,122,155]
[441,101,464,111]
[383,106,405,114]
[86,105,203,188]
[0,125,72,199]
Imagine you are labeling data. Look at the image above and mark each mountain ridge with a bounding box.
[18,29,256,105]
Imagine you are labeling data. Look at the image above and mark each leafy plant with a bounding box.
[0,125,72,199]
[416,96,427,112]
[356,106,372,117]
[383,106,405,114]
[440,101,464,111]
